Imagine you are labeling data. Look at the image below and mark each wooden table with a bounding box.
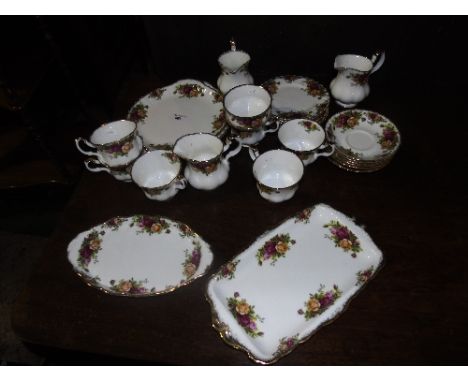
[12,81,468,365]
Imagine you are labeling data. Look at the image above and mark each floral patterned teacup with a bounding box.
[278,119,335,165]
[75,120,142,168]
[249,148,304,203]
[131,150,186,201]
[84,158,133,182]
[224,84,276,143]
[173,133,242,190]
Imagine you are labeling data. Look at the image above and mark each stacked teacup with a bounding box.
[75,120,143,182]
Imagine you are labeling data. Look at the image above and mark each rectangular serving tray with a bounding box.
[206,204,383,364]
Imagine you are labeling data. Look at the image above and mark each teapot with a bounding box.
[330,52,385,108]
[217,38,254,94]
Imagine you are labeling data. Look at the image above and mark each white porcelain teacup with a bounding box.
[173,133,242,190]
[224,85,276,144]
[75,120,142,168]
[278,119,335,165]
[249,148,304,203]
[84,158,133,182]
[131,150,186,201]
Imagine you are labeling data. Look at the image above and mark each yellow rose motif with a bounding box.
[307,298,321,312]
[279,342,289,352]
[226,262,234,272]
[151,223,162,233]
[203,163,217,174]
[236,301,251,315]
[213,119,224,130]
[119,281,132,293]
[382,140,393,149]
[339,238,353,250]
[275,241,289,254]
[347,116,358,127]
[89,239,101,251]
[121,142,133,154]
[184,263,197,277]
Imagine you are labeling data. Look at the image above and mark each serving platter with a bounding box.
[206,204,383,364]
[68,216,213,296]
[128,79,227,148]
[262,75,330,124]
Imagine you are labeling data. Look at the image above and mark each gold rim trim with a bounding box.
[328,156,391,173]
[91,120,138,149]
[325,109,401,161]
[262,75,330,124]
[131,150,183,193]
[70,215,214,297]
[173,132,225,166]
[223,84,273,121]
[205,204,385,364]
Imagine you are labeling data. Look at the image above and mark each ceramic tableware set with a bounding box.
[75,40,399,200]
[70,40,395,364]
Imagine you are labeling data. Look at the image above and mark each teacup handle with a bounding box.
[264,117,280,134]
[223,137,242,163]
[316,143,335,158]
[175,176,187,190]
[370,51,385,74]
[248,145,260,161]
[84,158,111,174]
[75,137,101,159]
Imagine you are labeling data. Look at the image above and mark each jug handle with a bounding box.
[370,51,385,74]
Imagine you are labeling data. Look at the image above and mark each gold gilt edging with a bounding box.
[205,204,385,364]
[71,215,213,297]
[205,260,385,364]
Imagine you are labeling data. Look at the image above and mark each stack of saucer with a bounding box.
[325,110,400,173]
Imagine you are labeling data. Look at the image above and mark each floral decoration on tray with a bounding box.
[256,233,296,266]
[324,220,362,257]
[68,215,213,297]
[227,292,264,338]
[298,284,343,320]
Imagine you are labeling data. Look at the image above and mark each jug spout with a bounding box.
[217,39,254,94]
[334,54,374,73]
[219,50,251,73]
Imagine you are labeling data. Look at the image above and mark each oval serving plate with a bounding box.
[68,216,213,296]
[262,75,330,124]
[128,79,227,148]
[206,204,383,364]
[326,109,401,161]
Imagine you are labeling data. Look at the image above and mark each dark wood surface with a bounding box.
[11,76,468,365]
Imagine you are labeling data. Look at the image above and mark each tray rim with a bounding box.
[205,203,384,364]
[67,214,214,297]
